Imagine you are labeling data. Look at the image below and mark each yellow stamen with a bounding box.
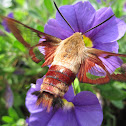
[62,99,74,110]
[83,35,93,47]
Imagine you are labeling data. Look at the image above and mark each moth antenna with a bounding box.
[53,1,75,33]
[84,14,115,33]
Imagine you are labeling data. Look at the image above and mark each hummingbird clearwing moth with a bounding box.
[1,2,126,111]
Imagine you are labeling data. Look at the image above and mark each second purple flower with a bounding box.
[26,77,103,126]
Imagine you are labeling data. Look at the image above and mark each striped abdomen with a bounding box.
[41,65,76,97]
[34,65,76,111]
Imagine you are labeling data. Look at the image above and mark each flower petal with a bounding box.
[89,56,123,76]
[73,91,103,126]
[74,1,96,33]
[48,109,79,126]
[56,4,79,33]
[64,85,75,102]
[99,56,123,74]
[92,18,126,43]
[86,7,114,38]
[25,83,44,113]
[38,38,46,55]
[35,77,43,90]
[88,7,126,43]
[4,84,13,108]
[93,41,119,53]
[56,1,96,34]
[2,12,14,32]
[124,2,126,12]
[44,19,73,39]
[28,109,56,126]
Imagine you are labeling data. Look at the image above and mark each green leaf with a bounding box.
[1,124,11,126]
[11,124,16,126]
[3,67,15,73]
[97,83,125,100]
[8,108,19,120]
[44,0,54,14]
[15,0,25,6]
[13,40,26,52]
[25,68,42,76]
[5,32,17,41]
[16,118,25,125]
[62,0,69,5]
[13,94,23,107]
[14,11,27,21]
[36,25,44,32]
[111,100,124,109]
[0,54,5,60]
[80,83,95,93]
[28,10,43,20]
[113,81,126,90]
[2,116,14,123]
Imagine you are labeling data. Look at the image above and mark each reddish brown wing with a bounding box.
[78,48,126,84]
[1,16,61,66]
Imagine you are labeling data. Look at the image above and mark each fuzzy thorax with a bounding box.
[52,32,86,74]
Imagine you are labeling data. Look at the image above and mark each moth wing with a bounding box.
[1,16,61,66]
[78,48,126,84]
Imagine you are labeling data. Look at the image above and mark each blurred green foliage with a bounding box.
[0,0,126,126]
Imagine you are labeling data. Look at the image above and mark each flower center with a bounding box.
[83,35,93,47]
[62,99,74,110]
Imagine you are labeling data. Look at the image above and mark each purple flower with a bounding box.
[4,84,13,108]
[2,12,14,32]
[124,2,126,12]
[96,0,106,3]
[44,1,126,76]
[96,0,101,3]
[26,77,103,126]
